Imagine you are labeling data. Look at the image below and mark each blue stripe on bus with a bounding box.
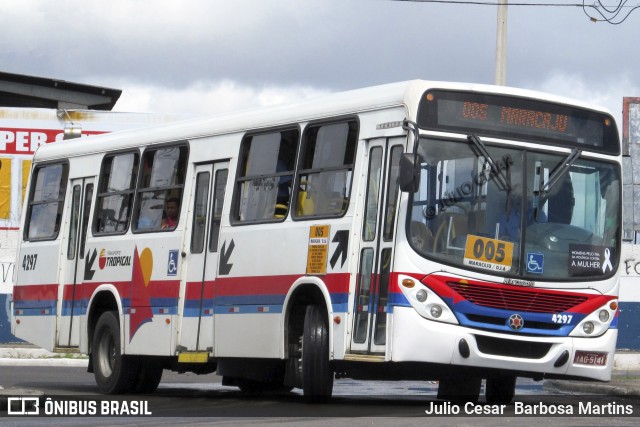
[18,293,351,317]
[214,294,286,306]
[12,307,57,316]
[389,292,410,307]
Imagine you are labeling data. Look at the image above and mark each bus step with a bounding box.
[343,353,385,362]
[177,351,209,363]
[52,347,80,354]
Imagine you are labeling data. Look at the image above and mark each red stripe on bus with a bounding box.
[12,284,58,301]
[17,274,349,302]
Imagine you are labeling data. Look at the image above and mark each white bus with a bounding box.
[11,80,622,403]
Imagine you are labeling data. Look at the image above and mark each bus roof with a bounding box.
[32,79,615,162]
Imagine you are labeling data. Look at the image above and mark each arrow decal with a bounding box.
[219,239,235,275]
[330,230,349,269]
[84,248,97,280]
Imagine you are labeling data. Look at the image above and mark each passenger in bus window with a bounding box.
[162,197,180,230]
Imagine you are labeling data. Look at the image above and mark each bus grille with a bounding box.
[447,281,588,314]
[474,335,552,359]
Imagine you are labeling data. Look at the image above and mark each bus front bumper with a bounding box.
[391,307,617,381]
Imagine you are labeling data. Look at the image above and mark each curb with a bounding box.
[0,345,88,367]
[544,379,640,396]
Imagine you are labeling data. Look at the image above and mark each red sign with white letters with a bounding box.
[0,128,105,155]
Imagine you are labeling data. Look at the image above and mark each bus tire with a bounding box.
[132,359,163,394]
[92,311,136,394]
[302,304,333,402]
[437,373,481,402]
[485,375,517,404]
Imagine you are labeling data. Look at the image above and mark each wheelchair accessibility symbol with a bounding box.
[167,250,179,276]
[526,252,544,274]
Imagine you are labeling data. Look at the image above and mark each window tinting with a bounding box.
[294,120,358,218]
[191,172,210,254]
[25,162,68,240]
[95,152,138,234]
[134,145,188,232]
[234,129,298,222]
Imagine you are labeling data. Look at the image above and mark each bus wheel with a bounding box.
[485,375,516,404]
[132,359,163,394]
[92,311,136,394]
[302,305,333,402]
[437,373,481,402]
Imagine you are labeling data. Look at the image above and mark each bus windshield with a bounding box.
[407,136,621,280]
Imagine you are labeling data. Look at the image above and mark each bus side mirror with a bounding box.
[399,153,422,193]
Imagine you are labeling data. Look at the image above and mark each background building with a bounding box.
[619,97,640,350]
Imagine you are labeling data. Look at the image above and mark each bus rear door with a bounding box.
[179,162,229,355]
[58,176,94,348]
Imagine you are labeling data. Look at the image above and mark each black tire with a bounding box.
[302,305,333,402]
[92,311,136,394]
[485,375,517,404]
[437,373,482,403]
[132,359,163,394]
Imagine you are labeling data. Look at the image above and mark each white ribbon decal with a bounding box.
[602,248,613,273]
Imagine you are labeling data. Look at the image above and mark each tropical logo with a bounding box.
[98,249,107,270]
[98,248,132,270]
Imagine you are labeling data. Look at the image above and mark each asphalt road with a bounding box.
[1,365,639,426]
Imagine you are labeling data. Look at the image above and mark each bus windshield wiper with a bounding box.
[537,148,581,208]
[468,135,511,193]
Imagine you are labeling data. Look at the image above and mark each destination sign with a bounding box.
[417,89,619,155]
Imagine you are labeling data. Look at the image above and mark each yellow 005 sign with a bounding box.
[463,235,514,272]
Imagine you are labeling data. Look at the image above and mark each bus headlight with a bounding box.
[430,304,443,318]
[598,310,609,322]
[398,275,458,324]
[582,322,594,335]
[570,300,617,338]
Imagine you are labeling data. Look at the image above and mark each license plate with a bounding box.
[573,351,608,366]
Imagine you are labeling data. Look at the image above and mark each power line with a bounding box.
[387,0,639,24]
[583,1,640,24]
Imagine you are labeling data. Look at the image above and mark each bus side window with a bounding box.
[133,144,188,232]
[24,162,68,241]
[209,168,228,252]
[294,120,358,219]
[94,152,139,234]
[233,128,298,223]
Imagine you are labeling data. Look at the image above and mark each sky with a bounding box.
[1,0,638,129]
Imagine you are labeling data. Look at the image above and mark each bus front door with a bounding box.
[351,138,403,354]
[179,162,229,354]
[58,177,94,348]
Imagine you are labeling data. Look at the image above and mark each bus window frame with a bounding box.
[291,116,359,221]
[132,142,190,234]
[230,125,301,226]
[93,149,140,236]
[23,160,69,242]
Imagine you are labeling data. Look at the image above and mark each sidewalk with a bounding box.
[0,344,88,367]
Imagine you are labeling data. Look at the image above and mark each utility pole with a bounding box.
[495,0,508,86]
